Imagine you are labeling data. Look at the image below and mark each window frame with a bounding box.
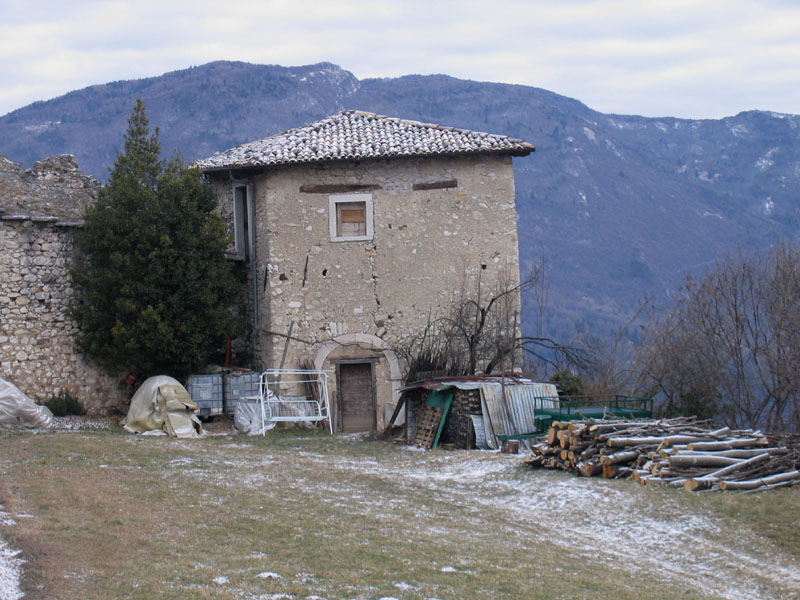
[328,193,374,242]
[232,184,255,260]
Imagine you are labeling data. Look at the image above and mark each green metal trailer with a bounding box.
[496,394,653,441]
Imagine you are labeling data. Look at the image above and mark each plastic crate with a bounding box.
[186,374,224,416]
[224,372,260,415]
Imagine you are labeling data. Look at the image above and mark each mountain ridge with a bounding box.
[2,61,798,344]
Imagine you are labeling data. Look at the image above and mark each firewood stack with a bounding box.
[523,417,800,492]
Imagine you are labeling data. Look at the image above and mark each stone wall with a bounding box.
[0,155,124,413]
[209,153,523,429]
[0,219,124,412]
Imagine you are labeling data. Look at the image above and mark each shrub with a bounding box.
[45,391,86,417]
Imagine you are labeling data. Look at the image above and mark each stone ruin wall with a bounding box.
[0,155,125,413]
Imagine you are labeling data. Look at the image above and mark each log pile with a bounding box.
[523,417,800,492]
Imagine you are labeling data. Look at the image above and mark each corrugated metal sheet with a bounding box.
[479,382,558,448]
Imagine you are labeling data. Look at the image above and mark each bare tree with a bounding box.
[398,262,585,383]
[637,243,800,431]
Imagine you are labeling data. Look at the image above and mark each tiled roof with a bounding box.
[196,110,534,170]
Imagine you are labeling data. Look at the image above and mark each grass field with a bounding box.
[1,421,799,600]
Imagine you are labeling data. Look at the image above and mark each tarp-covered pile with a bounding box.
[0,377,53,428]
[123,376,203,438]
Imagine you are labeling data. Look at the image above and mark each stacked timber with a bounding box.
[523,417,800,492]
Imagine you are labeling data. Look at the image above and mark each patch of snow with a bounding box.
[764,199,775,215]
[604,138,622,158]
[0,543,23,600]
[582,127,596,142]
[50,416,112,431]
[393,581,416,590]
[323,449,800,599]
[256,571,281,580]
[655,122,667,133]
[729,123,749,138]
[702,211,724,219]
[768,111,795,124]
[23,121,60,133]
[756,147,779,170]
[440,566,457,573]
[698,171,716,182]
[212,575,228,585]
[0,509,15,528]
[0,504,23,600]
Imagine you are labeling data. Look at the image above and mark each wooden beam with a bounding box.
[412,179,458,191]
[299,184,380,194]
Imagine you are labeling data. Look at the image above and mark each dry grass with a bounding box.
[0,423,799,600]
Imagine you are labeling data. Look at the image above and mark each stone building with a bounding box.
[0,155,123,412]
[199,111,534,432]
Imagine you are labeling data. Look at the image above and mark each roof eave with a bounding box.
[199,145,535,173]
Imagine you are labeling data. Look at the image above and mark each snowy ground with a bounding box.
[1,423,799,599]
[0,416,112,599]
[0,505,22,600]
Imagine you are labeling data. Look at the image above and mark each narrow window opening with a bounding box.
[233,186,250,259]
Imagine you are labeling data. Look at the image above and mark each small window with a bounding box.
[329,194,373,242]
[337,203,366,237]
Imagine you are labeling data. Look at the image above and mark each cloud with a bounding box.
[0,0,798,118]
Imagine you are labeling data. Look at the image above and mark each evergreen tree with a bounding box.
[70,100,244,379]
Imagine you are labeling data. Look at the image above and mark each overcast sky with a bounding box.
[1,0,799,119]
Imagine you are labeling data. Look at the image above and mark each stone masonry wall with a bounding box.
[214,153,522,429]
[0,219,124,412]
[0,155,125,413]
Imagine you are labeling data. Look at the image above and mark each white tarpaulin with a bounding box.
[233,397,276,435]
[0,377,53,428]
[123,376,203,438]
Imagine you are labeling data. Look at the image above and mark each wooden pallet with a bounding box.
[413,404,445,448]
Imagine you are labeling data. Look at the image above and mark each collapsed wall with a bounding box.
[0,155,124,413]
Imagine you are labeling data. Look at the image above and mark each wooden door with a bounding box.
[338,362,375,432]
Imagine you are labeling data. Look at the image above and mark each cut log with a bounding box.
[600,450,639,465]
[546,427,559,446]
[669,455,743,468]
[687,437,769,451]
[602,463,634,478]
[607,434,710,447]
[720,470,800,491]
[701,453,770,480]
[557,429,571,448]
[683,477,718,491]
[577,461,603,477]
[672,448,790,459]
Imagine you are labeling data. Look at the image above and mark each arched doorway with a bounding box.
[313,333,402,432]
